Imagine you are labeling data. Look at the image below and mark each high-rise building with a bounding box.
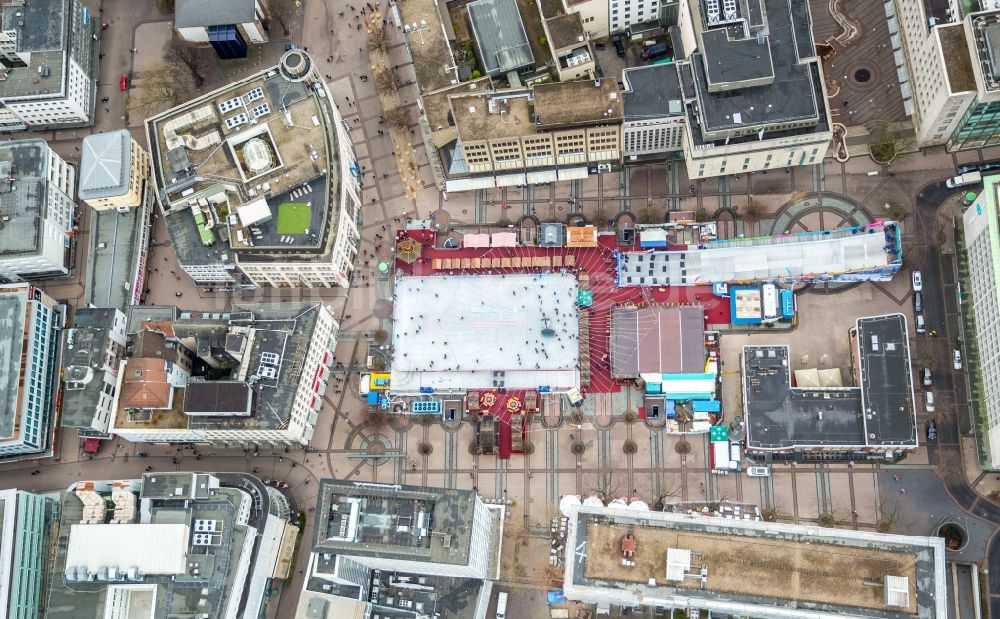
[0,0,98,131]
[0,139,77,281]
[961,174,1000,468]
[145,49,361,289]
[60,308,128,437]
[673,0,833,178]
[0,284,63,461]
[108,303,338,446]
[43,473,298,619]
[298,481,503,619]
[0,489,56,619]
[891,2,1000,150]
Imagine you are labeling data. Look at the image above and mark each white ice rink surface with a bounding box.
[390,274,580,392]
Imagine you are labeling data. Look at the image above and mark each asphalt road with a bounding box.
[917,180,1000,618]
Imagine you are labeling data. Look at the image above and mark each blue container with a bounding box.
[209,25,248,60]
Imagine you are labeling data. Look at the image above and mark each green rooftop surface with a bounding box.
[277,202,312,234]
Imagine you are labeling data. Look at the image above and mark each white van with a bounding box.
[496,592,508,619]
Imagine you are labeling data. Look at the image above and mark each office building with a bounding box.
[298,480,503,619]
[563,504,948,617]
[174,0,270,60]
[543,12,597,81]
[444,79,623,191]
[78,130,154,309]
[621,63,686,162]
[43,473,298,619]
[538,0,609,39]
[0,284,63,461]
[961,174,1000,468]
[0,0,97,131]
[672,0,833,178]
[78,130,151,211]
[0,139,77,281]
[741,314,918,461]
[608,0,661,35]
[0,489,56,619]
[108,302,338,446]
[891,1,1000,150]
[60,308,127,437]
[145,49,361,289]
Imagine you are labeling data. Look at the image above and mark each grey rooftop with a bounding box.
[744,314,916,450]
[622,63,684,120]
[687,0,828,139]
[174,0,257,29]
[78,130,133,201]
[0,140,47,258]
[313,480,478,567]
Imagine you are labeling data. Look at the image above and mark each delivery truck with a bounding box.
[945,170,982,188]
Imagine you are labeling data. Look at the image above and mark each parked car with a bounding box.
[613,37,625,57]
[496,592,508,619]
[747,466,770,477]
[925,391,935,413]
[922,367,933,387]
[912,270,922,291]
[916,314,926,334]
[119,75,127,91]
[954,349,963,370]
[927,421,938,441]
[913,291,923,313]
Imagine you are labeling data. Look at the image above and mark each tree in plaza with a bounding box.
[384,106,409,132]
[586,471,623,502]
[374,66,396,95]
[269,0,298,36]
[164,36,209,88]
[367,21,389,55]
[134,62,196,115]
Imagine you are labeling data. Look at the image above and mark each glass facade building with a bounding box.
[948,100,1000,151]
[0,489,55,619]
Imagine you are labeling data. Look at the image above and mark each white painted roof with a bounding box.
[66,523,189,574]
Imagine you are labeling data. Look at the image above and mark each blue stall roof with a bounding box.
[730,285,763,325]
[692,400,721,413]
[780,289,795,318]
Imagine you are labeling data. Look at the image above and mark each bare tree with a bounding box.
[384,106,409,132]
[368,410,389,430]
[651,475,682,510]
[876,497,905,533]
[268,0,298,36]
[164,37,209,88]
[134,62,196,115]
[367,22,389,55]
[742,201,763,224]
[374,66,396,95]
[586,471,623,502]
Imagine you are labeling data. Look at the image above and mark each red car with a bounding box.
[119,75,128,91]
